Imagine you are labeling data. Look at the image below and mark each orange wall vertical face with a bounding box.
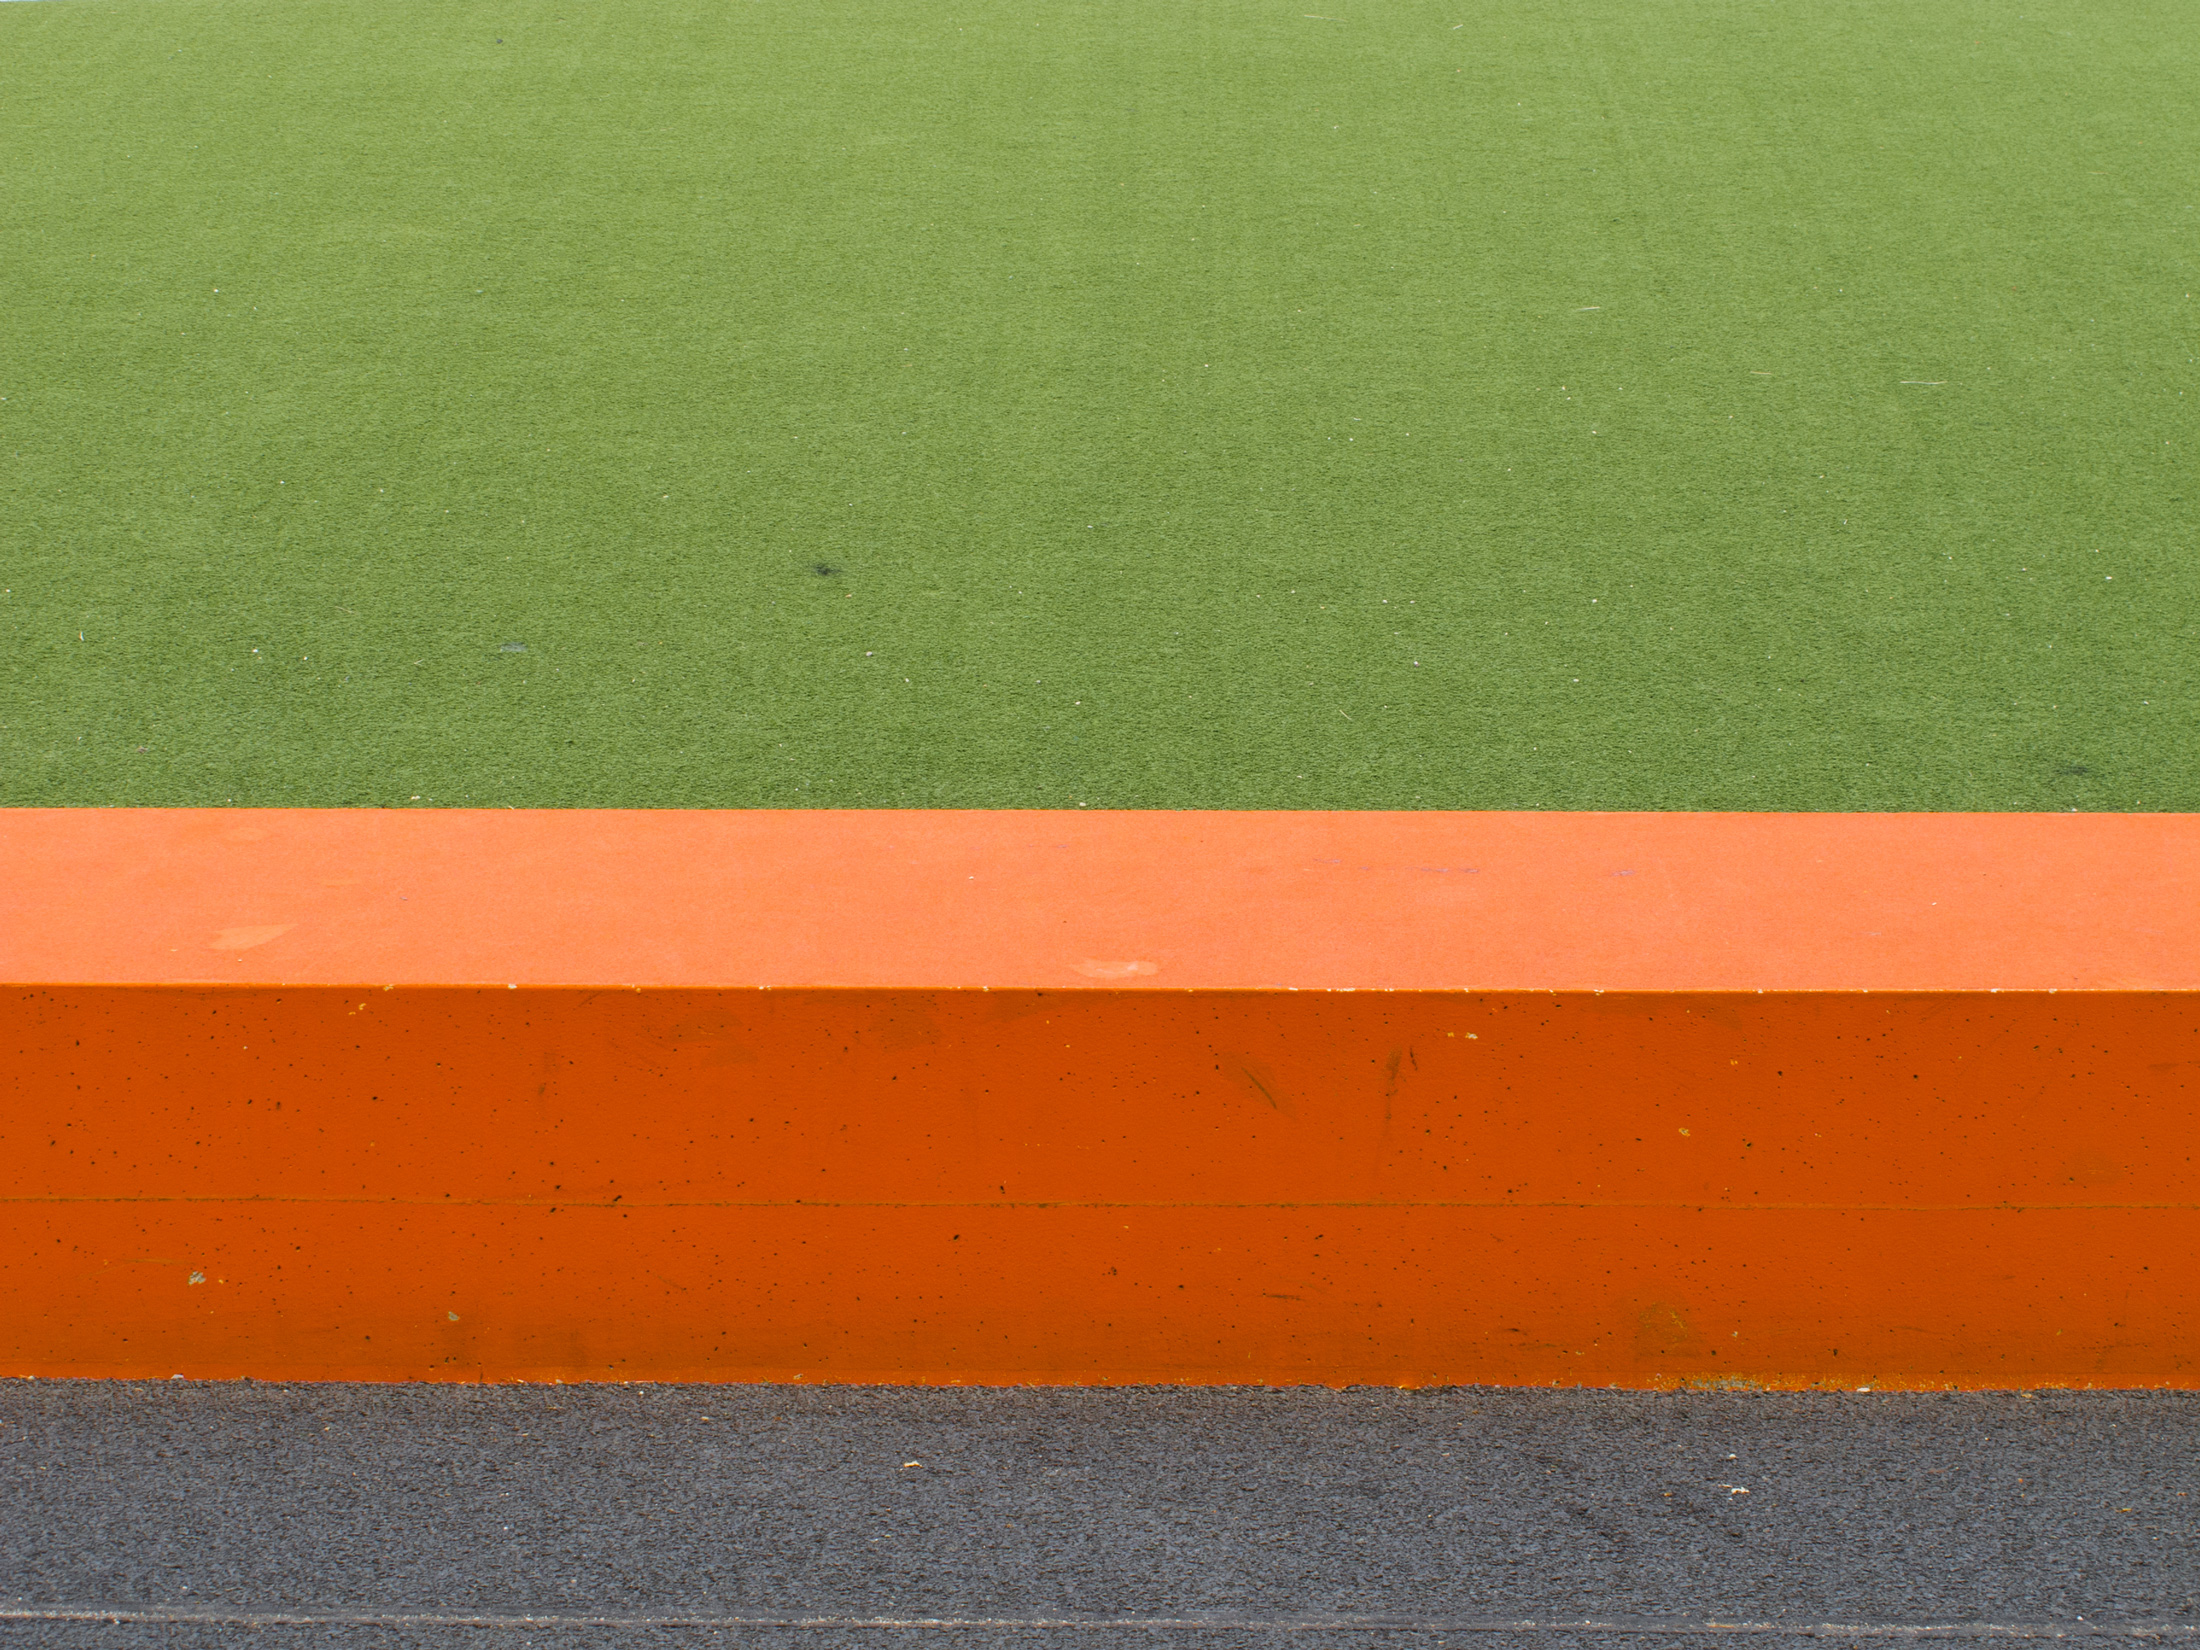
[7,985,2196,1387]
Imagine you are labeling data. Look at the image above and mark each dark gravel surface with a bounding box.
[1,1384,2193,1647]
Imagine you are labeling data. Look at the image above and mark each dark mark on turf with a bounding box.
[813,564,841,577]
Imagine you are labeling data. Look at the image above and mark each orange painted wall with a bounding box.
[8,808,2200,993]
[8,985,2195,1386]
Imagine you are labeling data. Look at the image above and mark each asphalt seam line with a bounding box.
[1,1608,2194,1636]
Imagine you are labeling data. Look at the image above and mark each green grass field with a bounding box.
[2,0,2193,810]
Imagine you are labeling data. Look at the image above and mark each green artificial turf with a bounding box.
[2,0,2194,810]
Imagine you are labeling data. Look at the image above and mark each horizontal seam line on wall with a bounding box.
[2,1197,2194,1213]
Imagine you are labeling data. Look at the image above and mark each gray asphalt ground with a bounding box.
[0,1384,2193,1648]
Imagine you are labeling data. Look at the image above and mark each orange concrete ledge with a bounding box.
[4,809,2197,1388]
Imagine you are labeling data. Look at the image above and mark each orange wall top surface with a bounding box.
[4,808,2196,991]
